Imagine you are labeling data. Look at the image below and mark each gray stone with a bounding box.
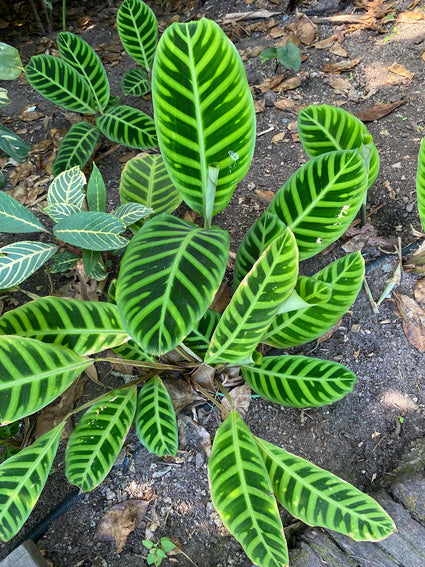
[264,90,277,107]
[391,474,425,525]
[302,529,357,566]
[327,530,398,567]
[0,541,49,567]
[289,540,325,567]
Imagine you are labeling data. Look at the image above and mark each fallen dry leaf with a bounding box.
[316,319,343,346]
[314,35,337,49]
[254,189,275,203]
[321,59,360,73]
[355,100,403,122]
[294,14,317,45]
[96,500,149,553]
[274,98,305,113]
[221,383,252,419]
[397,10,424,22]
[18,103,44,122]
[329,44,348,57]
[394,293,425,352]
[414,278,425,303]
[210,281,229,312]
[222,10,282,24]
[254,98,265,113]
[178,414,211,456]
[165,376,204,414]
[324,75,352,95]
[183,210,199,223]
[272,132,285,144]
[275,75,303,93]
[9,162,34,188]
[256,75,287,93]
[383,179,397,200]
[191,364,216,391]
[388,63,414,80]
[269,26,288,39]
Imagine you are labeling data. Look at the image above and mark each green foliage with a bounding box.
[260,42,302,71]
[143,537,176,566]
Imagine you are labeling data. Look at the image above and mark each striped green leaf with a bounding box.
[0,123,30,162]
[152,19,256,217]
[267,149,368,260]
[263,251,364,349]
[53,211,128,251]
[0,42,23,80]
[112,339,157,363]
[0,422,65,542]
[0,242,58,289]
[117,213,229,355]
[113,203,152,227]
[117,0,158,70]
[256,437,396,540]
[0,336,90,424]
[205,228,298,365]
[52,122,100,177]
[57,32,110,112]
[25,54,96,114]
[0,297,128,355]
[81,248,102,279]
[66,386,137,492]
[0,87,9,106]
[121,67,151,96]
[87,163,106,213]
[209,411,288,567]
[48,166,86,208]
[44,203,80,223]
[0,191,46,233]
[277,275,332,314]
[49,250,80,273]
[183,309,220,358]
[135,376,178,456]
[298,104,379,189]
[119,154,181,218]
[241,355,357,408]
[96,105,157,150]
[416,137,425,231]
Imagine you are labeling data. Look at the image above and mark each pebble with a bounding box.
[406,204,414,212]
[264,89,277,107]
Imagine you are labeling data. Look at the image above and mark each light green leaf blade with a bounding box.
[0,87,9,106]
[0,124,30,162]
[48,166,86,208]
[113,202,152,227]
[96,105,157,150]
[117,213,229,355]
[0,42,23,80]
[277,275,332,314]
[121,67,151,96]
[53,211,128,251]
[0,191,46,233]
[241,355,357,408]
[52,122,100,177]
[183,308,220,358]
[117,0,158,70]
[263,251,364,348]
[256,437,396,541]
[87,163,106,213]
[112,339,157,363]
[57,32,110,112]
[135,376,178,456]
[0,423,65,542]
[267,149,368,260]
[152,18,256,217]
[0,336,91,424]
[25,54,96,114]
[66,386,137,492]
[205,227,298,365]
[44,203,80,223]
[416,136,425,232]
[0,242,58,289]
[209,411,288,567]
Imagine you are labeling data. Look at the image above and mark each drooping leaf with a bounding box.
[0,191,46,233]
[0,336,90,424]
[49,250,80,273]
[256,437,396,540]
[416,136,425,232]
[152,18,256,217]
[0,242,58,289]
[25,54,96,113]
[117,0,158,70]
[0,423,65,542]
[48,166,86,208]
[0,42,23,79]
[113,203,152,227]
[209,412,288,567]
[96,105,157,150]
[117,213,229,355]
[121,67,151,96]
[52,122,100,177]
[183,309,220,358]
[276,275,333,314]
[82,248,102,279]
[87,163,106,213]
[0,124,30,162]
[135,376,178,456]
[66,386,137,492]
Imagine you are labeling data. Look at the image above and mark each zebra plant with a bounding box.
[0,17,395,567]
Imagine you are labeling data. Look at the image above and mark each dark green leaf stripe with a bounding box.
[52,122,100,177]
[66,386,137,492]
[25,54,96,113]
[416,137,425,232]
[0,336,90,424]
[263,252,364,349]
[119,154,181,216]
[0,423,65,542]
[293,275,332,306]
[205,228,298,365]
[267,150,368,260]
[0,191,46,233]
[298,104,379,189]
[183,308,220,358]
[255,437,396,541]
[241,355,357,408]
[57,32,110,112]
[121,67,151,96]
[112,339,157,363]
[0,297,129,355]
[0,242,58,289]
[209,412,288,567]
[117,0,158,70]
[135,376,178,456]
[117,213,229,355]
[96,105,157,149]
[152,19,256,217]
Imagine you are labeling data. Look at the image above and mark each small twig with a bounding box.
[363,278,379,314]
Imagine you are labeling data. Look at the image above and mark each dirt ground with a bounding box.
[1,0,425,565]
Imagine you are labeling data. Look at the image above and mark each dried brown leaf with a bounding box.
[355,100,404,122]
[165,377,204,414]
[314,35,337,49]
[269,26,288,39]
[324,75,352,95]
[321,59,360,73]
[178,414,211,456]
[272,132,285,144]
[414,278,425,303]
[18,103,44,122]
[388,63,414,80]
[383,179,397,199]
[397,10,424,22]
[329,44,348,57]
[254,98,265,113]
[210,281,229,312]
[9,162,34,189]
[275,75,302,93]
[256,75,287,93]
[316,319,343,346]
[294,14,317,45]
[222,10,282,23]
[274,98,305,113]
[221,383,251,419]
[254,189,275,203]
[96,500,149,553]
[394,293,425,352]
[191,364,216,391]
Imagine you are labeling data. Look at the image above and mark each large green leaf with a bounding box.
[119,154,181,217]
[267,149,368,260]
[0,297,129,355]
[183,308,220,358]
[25,54,96,114]
[205,228,298,365]
[241,355,356,408]
[117,213,229,355]
[117,0,158,70]
[276,275,332,314]
[87,163,106,213]
[263,251,364,348]
[0,42,23,80]
[135,376,178,456]
[66,386,137,492]
[57,32,110,112]
[297,104,379,189]
[209,411,288,567]
[256,438,396,541]
[47,165,86,208]
[96,105,157,149]
[0,191,46,233]
[0,423,65,542]
[0,124,30,162]
[416,136,425,232]
[53,211,128,251]
[0,242,58,289]
[0,336,90,424]
[121,67,151,96]
[52,122,100,177]
[152,18,256,217]
[112,339,157,363]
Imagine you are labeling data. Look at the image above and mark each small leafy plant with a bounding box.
[143,537,175,566]
[0,14,395,567]
[259,42,302,72]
